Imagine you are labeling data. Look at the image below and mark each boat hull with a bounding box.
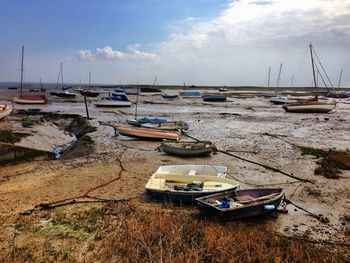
[93,101,132,107]
[80,90,100,97]
[283,102,336,113]
[161,141,214,157]
[146,171,238,203]
[0,105,12,120]
[13,95,47,104]
[116,124,180,140]
[202,95,227,102]
[196,188,284,219]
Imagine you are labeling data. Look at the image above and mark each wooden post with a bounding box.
[84,95,90,119]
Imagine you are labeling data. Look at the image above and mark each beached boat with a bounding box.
[283,45,336,114]
[219,87,228,92]
[8,86,18,90]
[51,63,77,98]
[13,94,48,104]
[145,165,239,202]
[114,87,127,92]
[0,105,12,120]
[161,94,179,99]
[269,95,292,105]
[125,90,139,95]
[160,140,217,157]
[13,46,48,105]
[94,93,132,107]
[196,188,284,219]
[179,91,201,97]
[140,87,161,93]
[80,90,100,97]
[202,94,227,102]
[115,124,180,140]
[126,117,189,131]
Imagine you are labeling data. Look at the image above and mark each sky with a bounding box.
[0,0,349,87]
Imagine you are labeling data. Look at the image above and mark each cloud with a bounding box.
[75,45,157,61]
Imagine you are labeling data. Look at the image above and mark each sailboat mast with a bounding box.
[290,75,294,87]
[134,81,139,120]
[337,68,343,89]
[276,63,282,88]
[20,46,24,96]
[89,71,91,86]
[267,66,271,88]
[60,62,64,90]
[309,44,318,93]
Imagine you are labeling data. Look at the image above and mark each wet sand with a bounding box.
[0,90,350,246]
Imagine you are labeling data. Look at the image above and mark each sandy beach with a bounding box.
[0,89,349,261]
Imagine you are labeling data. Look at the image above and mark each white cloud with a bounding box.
[76,45,157,61]
[96,46,126,60]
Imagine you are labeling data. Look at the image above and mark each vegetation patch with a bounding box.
[1,204,348,262]
[299,146,350,179]
[21,118,41,128]
[0,129,29,144]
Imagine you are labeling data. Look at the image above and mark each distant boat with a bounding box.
[13,46,48,105]
[161,94,179,100]
[7,86,18,90]
[50,63,77,99]
[80,90,100,97]
[115,124,181,140]
[160,140,217,157]
[126,117,189,131]
[93,93,132,107]
[140,87,161,93]
[179,91,201,97]
[145,165,239,202]
[219,87,228,92]
[269,95,292,105]
[202,94,227,102]
[196,188,284,220]
[0,105,12,120]
[282,44,336,114]
[114,87,127,92]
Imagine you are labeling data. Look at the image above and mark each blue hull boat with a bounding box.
[162,94,179,99]
[202,94,227,102]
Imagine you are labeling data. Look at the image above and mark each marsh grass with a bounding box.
[299,147,350,179]
[1,203,348,263]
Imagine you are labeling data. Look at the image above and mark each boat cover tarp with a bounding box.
[180,91,200,96]
[138,117,168,124]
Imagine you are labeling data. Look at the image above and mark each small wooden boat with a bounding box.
[161,140,216,157]
[202,94,227,102]
[80,90,100,97]
[161,94,179,99]
[126,117,189,131]
[0,105,12,120]
[13,94,48,104]
[282,101,336,113]
[116,124,180,140]
[196,188,284,219]
[145,165,239,202]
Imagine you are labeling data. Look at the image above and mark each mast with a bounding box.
[153,75,157,87]
[290,75,294,87]
[267,66,271,88]
[60,62,64,90]
[309,44,318,94]
[89,71,91,86]
[40,77,43,91]
[20,46,24,97]
[134,81,139,120]
[276,63,282,88]
[337,68,343,89]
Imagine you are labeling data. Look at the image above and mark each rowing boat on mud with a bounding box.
[160,140,217,156]
[115,124,181,140]
[196,188,284,219]
[145,165,238,202]
[126,117,189,131]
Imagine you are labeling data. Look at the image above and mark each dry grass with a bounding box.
[0,203,348,263]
